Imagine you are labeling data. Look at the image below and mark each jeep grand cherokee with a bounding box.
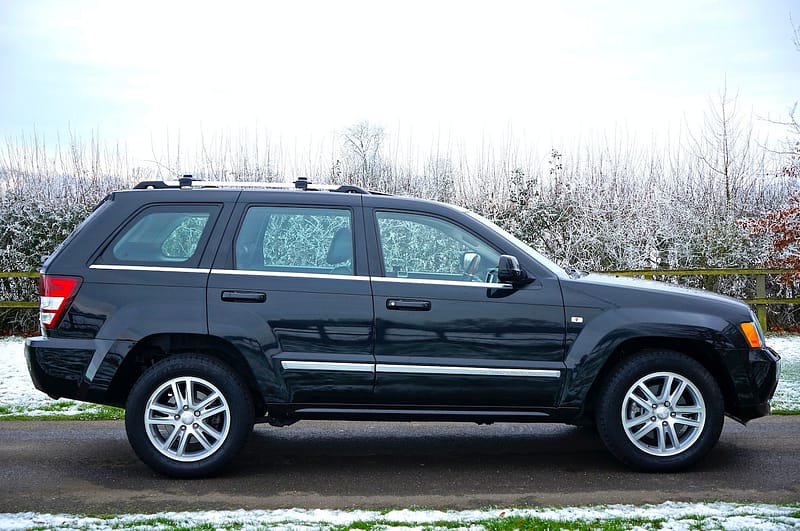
[25,177,781,477]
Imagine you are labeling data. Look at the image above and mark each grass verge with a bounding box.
[770,408,800,415]
[331,516,670,531]
[0,403,124,421]
[12,508,800,531]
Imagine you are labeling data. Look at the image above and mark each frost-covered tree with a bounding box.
[337,121,388,189]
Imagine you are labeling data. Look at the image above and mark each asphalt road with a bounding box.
[1,416,798,513]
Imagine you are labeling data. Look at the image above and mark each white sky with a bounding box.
[1,0,798,168]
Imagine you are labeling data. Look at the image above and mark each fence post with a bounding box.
[755,274,767,332]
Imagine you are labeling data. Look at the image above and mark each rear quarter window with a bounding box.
[96,204,220,267]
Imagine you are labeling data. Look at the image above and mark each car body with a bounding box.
[25,177,781,477]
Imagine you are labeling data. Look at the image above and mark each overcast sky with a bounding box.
[1,0,798,166]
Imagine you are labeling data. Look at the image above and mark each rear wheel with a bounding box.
[595,350,724,471]
[125,355,253,478]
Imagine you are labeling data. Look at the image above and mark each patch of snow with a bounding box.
[0,336,104,416]
[765,336,800,411]
[0,502,798,531]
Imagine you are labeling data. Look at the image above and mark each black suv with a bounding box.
[26,177,781,477]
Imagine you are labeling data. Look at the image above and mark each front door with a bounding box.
[367,209,565,408]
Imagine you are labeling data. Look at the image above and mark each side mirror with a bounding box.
[497,255,533,284]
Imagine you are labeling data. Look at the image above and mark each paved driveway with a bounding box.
[1,416,798,512]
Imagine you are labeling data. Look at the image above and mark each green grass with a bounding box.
[0,402,124,421]
[33,514,788,531]
[9,503,800,530]
[105,520,233,530]
[481,515,666,531]
[74,517,675,531]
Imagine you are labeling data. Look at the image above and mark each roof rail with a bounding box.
[133,175,372,194]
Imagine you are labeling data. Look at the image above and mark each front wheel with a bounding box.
[595,350,724,472]
[125,355,254,478]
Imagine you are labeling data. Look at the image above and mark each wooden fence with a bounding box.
[2,268,798,330]
[0,271,38,309]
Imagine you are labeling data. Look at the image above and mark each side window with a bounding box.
[376,211,501,282]
[235,206,353,275]
[97,205,219,266]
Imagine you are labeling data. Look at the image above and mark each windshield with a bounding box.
[464,210,565,275]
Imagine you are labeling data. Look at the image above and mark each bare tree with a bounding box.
[339,121,386,188]
[783,17,800,179]
[686,85,764,210]
[764,16,800,181]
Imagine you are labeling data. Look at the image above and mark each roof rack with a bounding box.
[133,175,372,194]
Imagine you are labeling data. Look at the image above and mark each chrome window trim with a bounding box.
[377,364,561,378]
[212,269,369,281]
[371,277,514,289]
[90,265,211,274]
[210,269,511,288]
[280,361,374,373]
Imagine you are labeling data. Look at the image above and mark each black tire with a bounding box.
[595,350,724,472]
[125,354,254,478]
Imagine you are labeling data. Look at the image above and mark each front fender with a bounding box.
[559,307,740,408]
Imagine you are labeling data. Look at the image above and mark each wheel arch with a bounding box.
[575,336,737,423]
[106,333,267,415]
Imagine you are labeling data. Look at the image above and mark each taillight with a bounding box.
[39,275,82,330]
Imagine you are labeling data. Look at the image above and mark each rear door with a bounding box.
[207,192,375,404]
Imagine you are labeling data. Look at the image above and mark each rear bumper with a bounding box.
[25,336,96,400]
[26,336,134,406]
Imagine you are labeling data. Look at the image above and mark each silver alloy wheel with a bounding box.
[621,371,706,456]
[144,376,231,462]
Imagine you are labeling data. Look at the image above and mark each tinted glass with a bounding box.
[376,211,501,282]
[235,206,353,274]
[98,205,218,266]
